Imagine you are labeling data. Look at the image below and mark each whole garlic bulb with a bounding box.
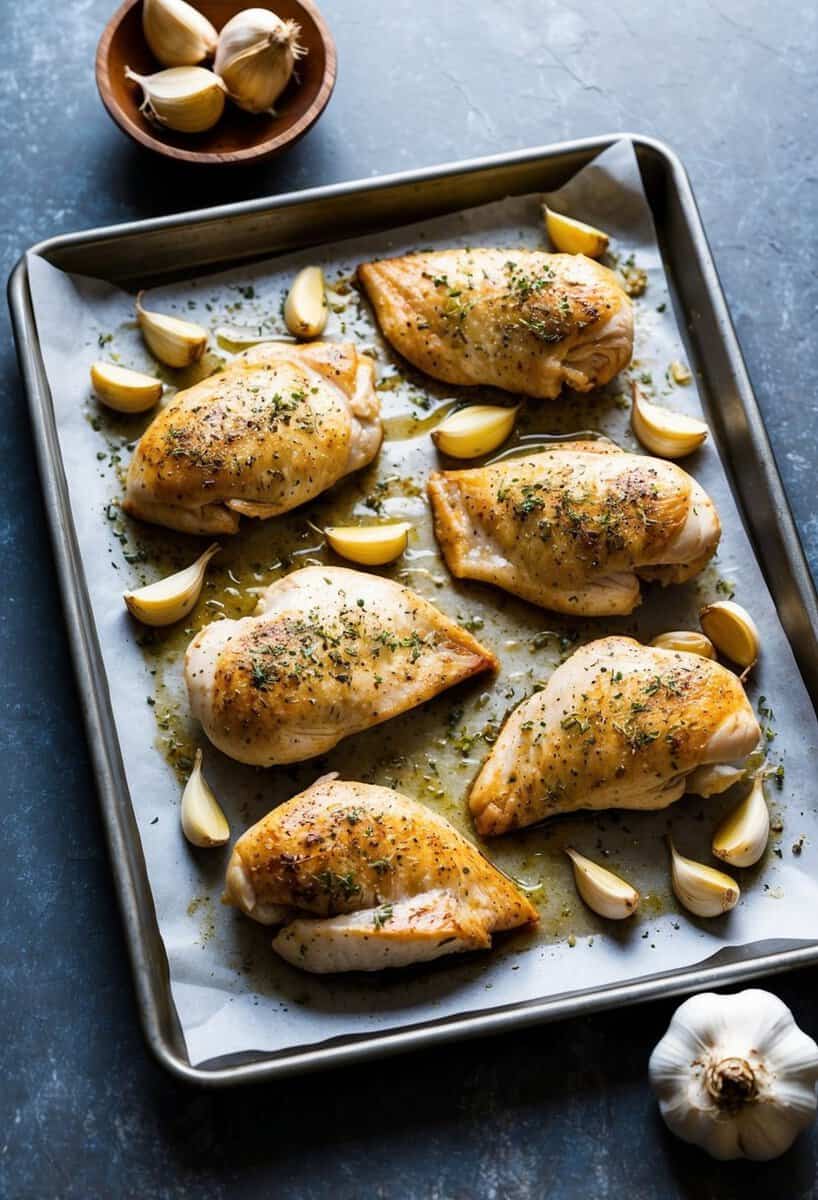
[649,990,818,1160]
[214,8,306,114]
[142,0,218,67]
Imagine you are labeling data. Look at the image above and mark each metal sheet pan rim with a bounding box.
[9,133,818,1087]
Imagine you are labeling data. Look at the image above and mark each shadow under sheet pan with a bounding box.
[9,133,818,1086]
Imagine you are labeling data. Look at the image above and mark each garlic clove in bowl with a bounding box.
[565,848,639,919]
[124,543,220,627]
[214,8,306,114]
[125,66,226,134]
[142,0,218,67]
[543,206,609,258]
[90,361,163,414]
[181,749,230,847]
[712,775,770,867]
[284,266,328,339]
[631,383,709,459]
[431,405,519,459]
[325,523,411,567]
[135,291,209,368]
[650,989,818,1160]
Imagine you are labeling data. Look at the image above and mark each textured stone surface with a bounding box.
[2,1,818,1196]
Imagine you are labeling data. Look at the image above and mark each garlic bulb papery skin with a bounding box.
[214,8,306,114]
[649,990,818,1160]
[142,0,218,67]
[125,66,226,133]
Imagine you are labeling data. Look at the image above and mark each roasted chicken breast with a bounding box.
[357,249,632,398]
[224,774,537,972]
[428,442,720,616]
[124,342,382,534]
[470,637,760,836]
[186,566,497,766]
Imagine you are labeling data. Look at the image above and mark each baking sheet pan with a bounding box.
[9,134,818,1085]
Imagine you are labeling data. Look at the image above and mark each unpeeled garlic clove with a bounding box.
[124,543,220,626]
[142,0,218,67]
[214,8,305,114]
[284,267,328,339]
[669,839,740,917]
[432,405,519,459]
[543,205,609,258]
[565,847,639,920]
[181,749,230,847]
[136,291,209,367]
[631,382,708,459]
[125,65,226,133]
[90,361,163,413]
[686,763,746,798]
[700,600,760,669]
[325,523,411,566]
[712,776,770,868]
[650,630,716,659]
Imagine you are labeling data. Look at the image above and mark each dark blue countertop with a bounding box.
[3,2,818,1196]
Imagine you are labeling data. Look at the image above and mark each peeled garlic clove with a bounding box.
[214,8,306,114]
[669,839,740,918]
[124,543,219,626]
[631,383,709,459]
[686,763,746,798]
[325,523,411,567]
[700,600,760,669]
[135,291,208,368]
[670,359,693,385]
[432,405,519,459]
[284,267,328,339]
[142,0,218,67]
[125,65,226,133]
[712,776,770,868]
[543,205,609,258]
[565,848,639,920]
[650,630,716,659]
[90,361,163,414]
[181,749,230,847]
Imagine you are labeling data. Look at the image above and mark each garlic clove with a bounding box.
[90,361,163,414]
[543,205,609,258]
[284,267,328,339]
[650,630,716,659]
[686,763,746,798]
[565,847,639,920]
[432,405,519,459]
[124,542,220,626]
[712,775,770,867]
[214,326,295,350]
[125,66,226,133]
[135,291,209,368]
[142,0,218,67]
[214,8,306,114]
[670,359,693,385]
[181,749,230,847]
[669,839,740,917]
[700,600,760,670]
[631,382,709,459]
[325,523,411,567]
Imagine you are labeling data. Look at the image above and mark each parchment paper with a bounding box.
[26,140,818,1067]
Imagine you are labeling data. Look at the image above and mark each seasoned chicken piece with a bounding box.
[470,637,760,836]
[186,566,496,766]
[224,774,537,972]
[428,442,720,616]
[123,342,381,534]
[357,249,632,399]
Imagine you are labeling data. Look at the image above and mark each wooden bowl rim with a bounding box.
[95,0,337,165]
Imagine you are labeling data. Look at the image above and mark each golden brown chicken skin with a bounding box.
[224,774,537,972]
[428,443,720,616]
[357,249,632,398]
[186,566,497,766]
[124,341,382,535]
[470,637,761,836]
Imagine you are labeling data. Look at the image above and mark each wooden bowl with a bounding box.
[96,0,336,165]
